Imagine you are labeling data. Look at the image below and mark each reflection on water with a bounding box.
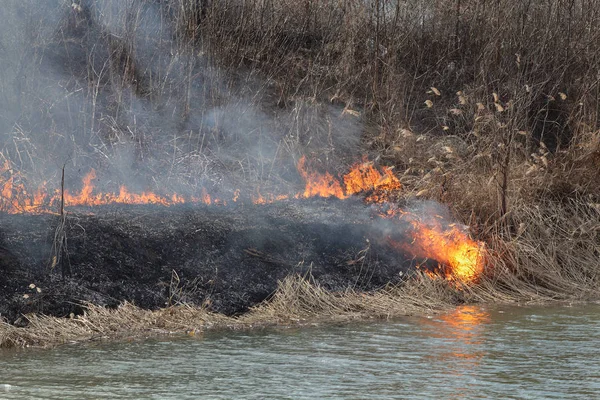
[420,306,492,399]
[1,304,600,399]
[433,305,490,358]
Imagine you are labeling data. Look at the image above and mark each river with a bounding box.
[1,304,599,399]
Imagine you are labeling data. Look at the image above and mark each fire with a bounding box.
[61,170,187,208]
[297,156,347,199]
[0,157,485,284]
[385,202,485,283]
[297,156,401,202]
[406,224,485,283]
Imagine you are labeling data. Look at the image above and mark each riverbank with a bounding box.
[0,1,599,347]
[3,267,599,349]
[0,274,447,348]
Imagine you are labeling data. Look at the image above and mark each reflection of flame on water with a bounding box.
[419,306,491,397]
[0,157,486,284]
[437,305,490,361]
[420,305,491,390]
[439,305,491,340]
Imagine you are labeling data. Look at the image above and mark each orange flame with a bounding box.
[387,206,486,284]
[0,157,485,284]
[297,156,347,199]
[297,156,401,202]
[408,224,485,283]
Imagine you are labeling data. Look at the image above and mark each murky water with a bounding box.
[1,304,599,399]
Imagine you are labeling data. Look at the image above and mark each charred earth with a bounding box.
[0,198,425,324]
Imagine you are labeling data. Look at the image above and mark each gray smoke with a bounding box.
[0,0,363,199]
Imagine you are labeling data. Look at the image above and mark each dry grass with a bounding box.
[244,273,451,324]
[0,273,455,349]
[1,0,599,348]
[0,302,232,348]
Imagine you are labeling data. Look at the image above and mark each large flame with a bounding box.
[394,222,486,283]
[0,157,485,284]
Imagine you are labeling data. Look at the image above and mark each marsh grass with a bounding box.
[0,273,455,348]
[0,0,599,347]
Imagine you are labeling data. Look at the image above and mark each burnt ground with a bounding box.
[0,198,427,324]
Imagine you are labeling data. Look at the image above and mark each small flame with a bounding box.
[297,156,347,199]
[297,156,401,202]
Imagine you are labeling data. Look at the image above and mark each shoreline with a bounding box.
[1,274,449,349]
[3,274,598,349]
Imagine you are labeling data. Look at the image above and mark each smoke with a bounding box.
[0,0,363,197]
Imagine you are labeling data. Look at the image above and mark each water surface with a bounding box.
[1,304,599,399]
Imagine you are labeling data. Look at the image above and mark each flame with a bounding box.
[297,156,347,199]
[297,156,401,202]
[0,157,485,284]
[408,224,485,283]
[61,170,187,207]
[388,208,486,283]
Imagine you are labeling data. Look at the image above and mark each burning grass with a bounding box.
[0,0,599,348]
[1,199,598,349]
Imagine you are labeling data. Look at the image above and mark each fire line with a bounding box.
[0,157,485,284]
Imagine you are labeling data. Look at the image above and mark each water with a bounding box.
[1,304,599,399]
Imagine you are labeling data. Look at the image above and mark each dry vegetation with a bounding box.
[195,0,600,300]
[1,274,452,348]
[1,0,600,347]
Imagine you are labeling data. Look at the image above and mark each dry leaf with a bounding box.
[495,103,505,112]
[493,92,499,102]
[517,222,526,236]
[431,87,441,96]
[416,189,428,197]
[458,96,467,105]
[525,165,538,175]
[342,108,360,117]
[425,99,433,108]
[476,103,485,111]
[449,108,463,115]
[518,130,529,136]
[442,126,450,131]
[23,294,29,299]
[29,283,36,289]
[559,92,567,100]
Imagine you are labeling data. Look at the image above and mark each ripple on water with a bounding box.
[1,304,599,399]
